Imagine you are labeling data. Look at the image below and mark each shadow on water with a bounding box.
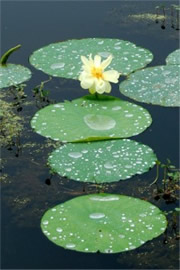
[1,1,179,269]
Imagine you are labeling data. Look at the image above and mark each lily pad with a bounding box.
[29,38,153,78]
[0,45,32,89]
[166,49,180,65]
[31,95,152,142]
[41,193,167,253]
[0,64,32,89]
[119,65,180,107]
[48,139,157,183]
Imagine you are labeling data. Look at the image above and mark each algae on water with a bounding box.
[128,13,166,21]
[0,99,23,147]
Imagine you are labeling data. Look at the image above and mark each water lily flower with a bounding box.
[79,54,120,94]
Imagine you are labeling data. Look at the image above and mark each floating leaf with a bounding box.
[41,193,167,253]
[166,49,180,65]
[31,95,152,142]
[0,64,32,89]
[119,65,180,107]
[48,139,157,183]
[29,38,153,78]
[0,45,32,89]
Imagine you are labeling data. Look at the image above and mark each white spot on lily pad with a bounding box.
[68,152,82,158]
[66,243,76,249]
[89,213,105,219]
[50,63,65,69]
[90,196,119,201]
[84,114,116,131]
[98,51,112,58]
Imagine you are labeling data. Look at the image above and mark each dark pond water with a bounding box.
[1,1,179,269]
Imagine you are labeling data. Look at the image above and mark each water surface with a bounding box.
[1,1,179,269]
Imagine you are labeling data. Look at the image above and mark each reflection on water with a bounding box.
[1,0,179,269]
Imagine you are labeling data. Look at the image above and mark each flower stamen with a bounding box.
[91,67,104,79]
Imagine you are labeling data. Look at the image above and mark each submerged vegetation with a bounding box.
[32,77,52,108]
[152,160,180,204]
[0,97,23,149]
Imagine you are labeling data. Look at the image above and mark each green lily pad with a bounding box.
[48,139,157,183]
[166,49,180,65]
[29,38,153,78]
[0,64,32,89]
[41,193,167,253]
[31,95,152,142]
[119,65,180,107]
[0,45,32,89]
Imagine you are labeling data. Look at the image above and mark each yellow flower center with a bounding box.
[91,67,103,79]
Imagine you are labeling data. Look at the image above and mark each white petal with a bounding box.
[79,71,88,81]
[101,55,113,69]
[103,70,120,83]
[89,54,93,62]
[94,79,107,94]
[80,77,94,89]
[94,55,101,67]
[82,64,91,73]
[81,56,90,66]
[104,82,111,93]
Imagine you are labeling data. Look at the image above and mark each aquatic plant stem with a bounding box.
[149,161,160,187]
[95,93,99,99]
[176,9,179,30]
[0,44,21,66]
[171,5,174,28]
[163,166,167,191]
[155,6,159,23]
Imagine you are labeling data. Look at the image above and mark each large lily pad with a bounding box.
[48,139,157,183]
[29,38,153,78]
[31,95,152,142]
[166,49,180,65]
[41,193,167,253]
[0,64,32,89]
[119,65,180,107]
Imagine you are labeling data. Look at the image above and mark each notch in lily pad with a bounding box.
[41,193,167,253]
[0,45,32,89]
[48,139,157,183]
[31,95,152,142]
